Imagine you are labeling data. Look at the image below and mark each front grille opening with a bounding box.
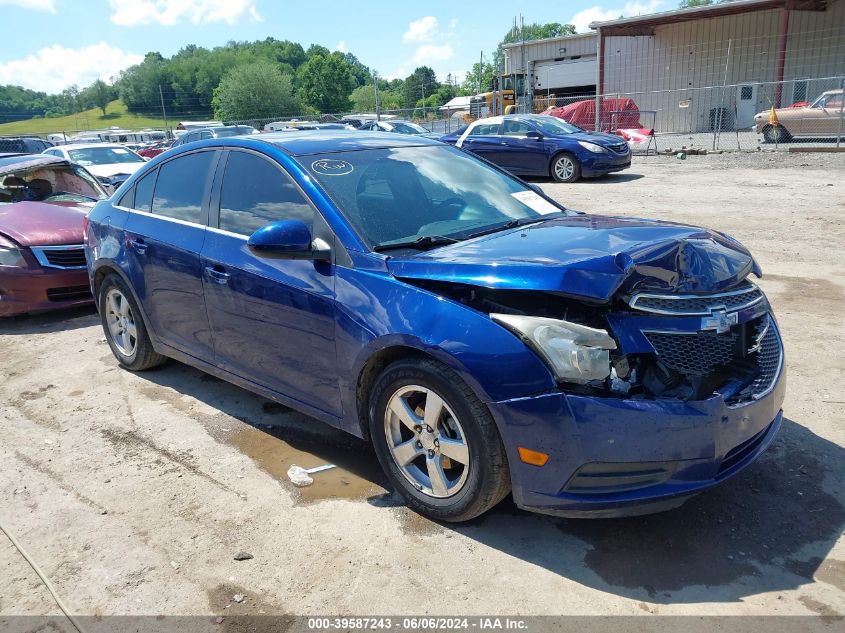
[563,461,675,495]
[630,282,763,316]
[717,422,772,477]
[43,249,86,268]
[46,285,91,302]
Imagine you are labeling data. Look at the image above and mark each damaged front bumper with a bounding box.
[488,329,785,519]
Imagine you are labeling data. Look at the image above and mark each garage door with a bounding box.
[534,57,597,92]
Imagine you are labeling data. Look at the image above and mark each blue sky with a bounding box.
[0,0,666,93]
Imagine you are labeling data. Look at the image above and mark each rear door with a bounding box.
[122,149,218,360]
[498,119,547,174]
[201,149,340,416]
[461,121,502,162]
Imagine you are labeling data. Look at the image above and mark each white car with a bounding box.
[42,143,146,190]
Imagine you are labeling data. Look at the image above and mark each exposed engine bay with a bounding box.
[407,277,779,404]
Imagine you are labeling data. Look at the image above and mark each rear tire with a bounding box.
[98,273,166,371]
[762,124,791,144]
[368,358,511,522]
[551,153,581,183]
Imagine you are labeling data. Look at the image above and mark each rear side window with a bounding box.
[151,151,214,223]
[469,122,501,136]
[133,169,157,212]
[218,151,313,235]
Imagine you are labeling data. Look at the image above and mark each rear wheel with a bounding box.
[368,358,511,522]
[762,124,791,144]
[551,153,581,183]
[98,274,166,371]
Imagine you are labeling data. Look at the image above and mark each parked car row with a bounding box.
[73,128,784,524]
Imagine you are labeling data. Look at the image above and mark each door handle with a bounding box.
[127,237,147,255]
[205,265,230,285]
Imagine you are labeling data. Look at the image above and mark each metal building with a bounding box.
[503,0,845,133]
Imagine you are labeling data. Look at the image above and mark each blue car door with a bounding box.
[498,119,548,175]
[200,149,340,417]
[460,121,502,163]
[121,149,218,359]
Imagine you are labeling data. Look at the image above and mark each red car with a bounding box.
[0,155,107,316]
[137,139,174,159]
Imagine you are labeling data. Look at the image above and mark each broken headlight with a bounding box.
[491,314,617,383]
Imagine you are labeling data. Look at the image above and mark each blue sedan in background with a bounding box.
[85,131,783,522]
[441,114,631,182]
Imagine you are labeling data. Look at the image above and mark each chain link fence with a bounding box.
[525,76,845,152]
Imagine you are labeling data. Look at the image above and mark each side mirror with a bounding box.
[247,220,331,261]
[525,131,544,140]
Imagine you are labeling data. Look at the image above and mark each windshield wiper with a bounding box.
[465,215,556,240]
[374,235,460,253]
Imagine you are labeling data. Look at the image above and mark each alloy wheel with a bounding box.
[105,288,138,357]
[384,385,470,498]
[554,156,575,180]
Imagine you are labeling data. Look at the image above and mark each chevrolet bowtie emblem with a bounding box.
[701,309,738,334]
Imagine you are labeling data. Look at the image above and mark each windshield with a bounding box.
[0,163,106,204]
[216,126,257,137]
[388,121,429,135]
[68,147,144,166]
[530,116,583,135]
[303,145,566,249]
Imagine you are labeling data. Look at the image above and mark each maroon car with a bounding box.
[0,155,106,316]
[137,139,174,159]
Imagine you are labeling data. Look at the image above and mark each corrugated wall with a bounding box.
[602,0,845,132]
[504,34,597,74]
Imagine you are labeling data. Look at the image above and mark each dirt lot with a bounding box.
[1,152,843,626]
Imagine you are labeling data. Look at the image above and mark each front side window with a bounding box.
[151,152,214,223]
[218,151,313,235]
[304,145,567,248]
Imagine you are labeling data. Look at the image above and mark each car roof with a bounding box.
[60,142,129,150]
[0,154,67,174]
[257,130,442,156]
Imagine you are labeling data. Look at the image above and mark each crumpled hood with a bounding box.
[0,201,90,247]
[84,163,144,178]
[386,214,761,302]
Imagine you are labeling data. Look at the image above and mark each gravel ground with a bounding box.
[0,153,843,627]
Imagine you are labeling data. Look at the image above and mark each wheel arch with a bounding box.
[549,149,579,177]
[91,261,160,351]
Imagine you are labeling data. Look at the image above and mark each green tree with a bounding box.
[350,84,377,111]
[462,61,496,94]
[80,79,116,116]
[295,52,355,113]
[211,60,299,120]
[403,66,439,109]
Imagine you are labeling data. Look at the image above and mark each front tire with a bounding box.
[98,273,166,371]
[368,358,511,522]
[762,124,791,144]
[551,153,581,183]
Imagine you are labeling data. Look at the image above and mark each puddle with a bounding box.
[225,421,388,505]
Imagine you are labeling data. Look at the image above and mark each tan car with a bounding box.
[755,89,844,143]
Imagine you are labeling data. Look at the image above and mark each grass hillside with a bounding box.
[0,100,169,136]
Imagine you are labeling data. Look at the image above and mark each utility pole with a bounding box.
[421,78,426,119]
[478,51,483,95]
[158,85,170,136]
[373,71,381,120]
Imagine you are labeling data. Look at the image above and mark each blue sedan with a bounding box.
[441,114,631,182]
[85,131,783,522]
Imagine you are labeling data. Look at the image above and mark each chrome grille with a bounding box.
[645,330,737,376]
[30,245,86,269]
[743,316,782,400]
[629,282,763,316]
[608,142,629,154]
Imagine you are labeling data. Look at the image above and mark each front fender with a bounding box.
[335,266,557,432]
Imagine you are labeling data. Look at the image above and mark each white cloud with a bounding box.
[0,42,143,94]
[413,44,454,64]
[570,1,664,33]
[0,0,55,11]
[335,40,348,53]
[108,0,263,26]
[403,16,438,43]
